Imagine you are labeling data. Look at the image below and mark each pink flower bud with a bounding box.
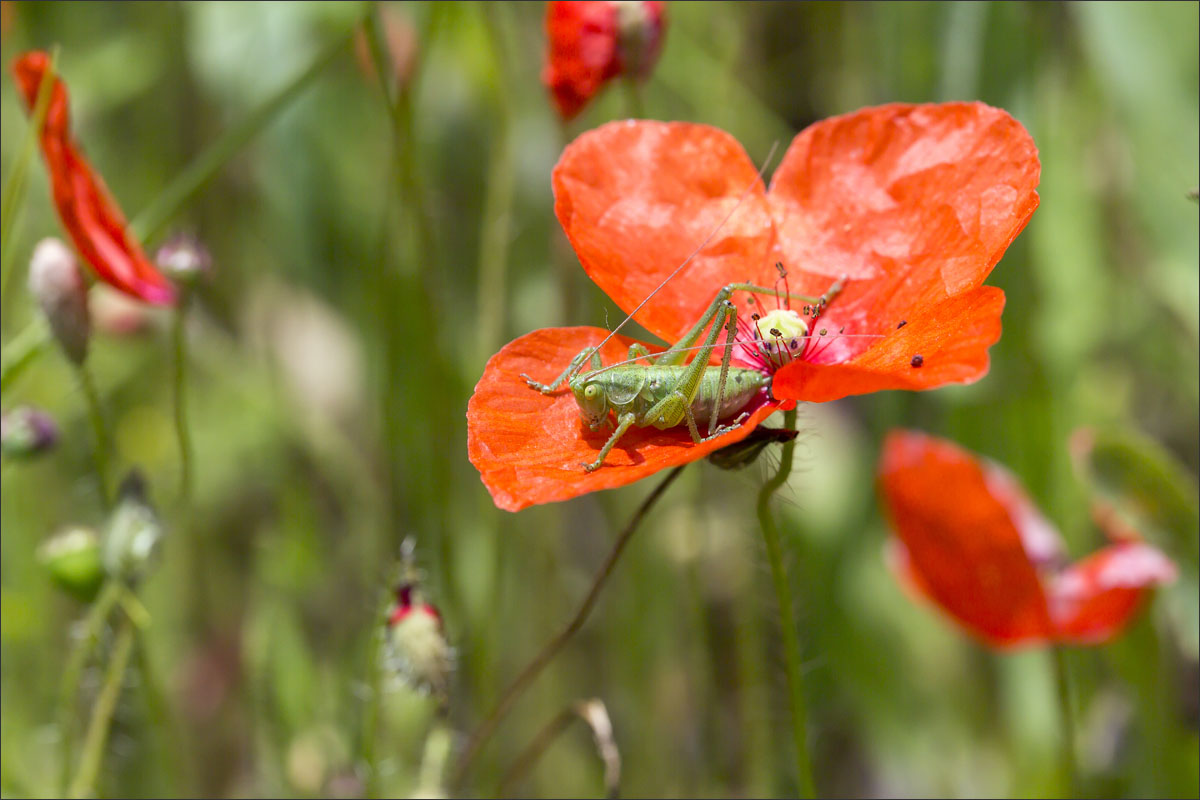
[28,237,90,364]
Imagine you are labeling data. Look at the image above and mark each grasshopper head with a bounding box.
[569,376,609,430]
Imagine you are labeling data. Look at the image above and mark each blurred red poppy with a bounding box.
[469,103,1038,511]
[543,0,666,120]
[11,51,175,306]
[879,430,1176,648]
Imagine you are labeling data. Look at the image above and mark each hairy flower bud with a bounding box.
[383,582,452,698]
[28,237,90,364]
[1,405,59,458]
[155,233,212,286]
[101,471,164,581]
[38,526,103,601]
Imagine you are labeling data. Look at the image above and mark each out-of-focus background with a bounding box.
[2,2,1197,797]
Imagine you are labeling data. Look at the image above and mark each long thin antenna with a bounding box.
[573,140,782,375]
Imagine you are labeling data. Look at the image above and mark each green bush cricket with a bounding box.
[522,277,845,471]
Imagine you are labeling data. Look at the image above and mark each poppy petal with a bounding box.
[768,102,1039,355]
[878,430,1055,647]
[467,327,778,511]
[1049,542,1177,644]
[772,285,1004,402]
[11,51,175,306]
[553,120,780,344]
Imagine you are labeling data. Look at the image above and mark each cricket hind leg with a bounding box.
[522,347,601,393]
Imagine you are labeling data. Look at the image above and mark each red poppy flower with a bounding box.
[11,51,175,306]
[879,430,1176,648]
[469,104,1038,511]
[543,0,666,121]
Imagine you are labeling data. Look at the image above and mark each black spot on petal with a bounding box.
[911,354,924,368]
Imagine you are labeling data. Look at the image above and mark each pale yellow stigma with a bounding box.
[754,308,808,369]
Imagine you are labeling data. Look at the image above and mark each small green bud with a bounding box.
[28,237,90,364]
[2,405,59,458]
[101,471,164,582]
[38,526,104,601]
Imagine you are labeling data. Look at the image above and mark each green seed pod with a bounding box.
[38,526,104,602]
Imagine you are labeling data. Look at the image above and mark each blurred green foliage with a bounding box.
[1,1,1197,797]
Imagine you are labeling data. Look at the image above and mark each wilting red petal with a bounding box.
[467,327,778,512]
[773,286,1004,402]
[878,430,1054,647]
[1049,542,1176,644]
[543,1,620,121]
[11,51,175,306]
[554,120,780,344]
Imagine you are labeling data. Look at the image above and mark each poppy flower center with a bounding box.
[750,308,808,370]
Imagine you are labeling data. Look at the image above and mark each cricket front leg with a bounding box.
[522,347,600,393]
[583,412,637,472]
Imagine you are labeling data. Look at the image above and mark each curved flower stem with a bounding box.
[449,465,685,792]
[498,699,620,799]
[171,291,193,500]
[756,406,816,797]
[57,579,121,794]
[1052,645,1077,794]
[77,363,111,508]
[68,616,135,799]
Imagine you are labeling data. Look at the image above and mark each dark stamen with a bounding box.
[897,320,907,329]
[911,354,924,368]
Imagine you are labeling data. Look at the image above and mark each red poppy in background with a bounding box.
[468,103,1038,511]
[879,430,1176,648]
[12,51,175,306]
[543,0,666,121]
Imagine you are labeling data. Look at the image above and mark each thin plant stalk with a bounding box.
[77,364,111,508]
[58,580,122,794]
[623,77,644,118]
[360,598,389,799]
[129,18,366,245]
[0,317,50,390]
[756,406,816,797]
[68,617,135,799]
[1052,645,1077,794]
[171,292,193,500]
[449,465,685,791]
[475,2,516,367]
[498,699,621,798]
[0,47,58,318]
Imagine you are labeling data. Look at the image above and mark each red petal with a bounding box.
[772,285,1004,402]
[1050,543,1176,645]
[878,430,1055,648]
[768,102,1039,349]
[467,327,778,511]
[11,51,175,306]
[553,120,780,344]
[542,1,620,120]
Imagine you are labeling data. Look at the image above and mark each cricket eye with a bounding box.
[584,385,600,400]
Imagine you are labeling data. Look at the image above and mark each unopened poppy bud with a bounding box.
[383,582,452,698]
[28,237,90,364]
[614,1,666,79]
[101,470,164,581]
[708,425,798,470]
[38,526,104,601]
[1,405,59,458]
[155,233,212,286]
